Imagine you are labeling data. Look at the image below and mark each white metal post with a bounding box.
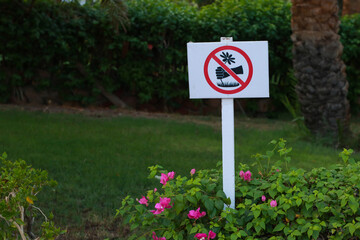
[220,37,235,209]
[222,98,235,209]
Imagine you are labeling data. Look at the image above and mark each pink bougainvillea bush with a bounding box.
[116,139,360,239]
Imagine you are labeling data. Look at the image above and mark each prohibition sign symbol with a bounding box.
[204,46,253,94]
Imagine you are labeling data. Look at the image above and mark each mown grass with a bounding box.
[0,108,358,236]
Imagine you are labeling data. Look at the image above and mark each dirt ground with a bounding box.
[0,103,289,131]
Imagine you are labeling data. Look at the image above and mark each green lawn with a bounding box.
[0,108,357,235]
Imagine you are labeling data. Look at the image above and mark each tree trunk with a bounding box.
[291,0,351,141]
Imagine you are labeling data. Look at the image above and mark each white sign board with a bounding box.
[187,41,269,99]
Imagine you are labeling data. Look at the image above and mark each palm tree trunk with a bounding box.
[291,0,351,141]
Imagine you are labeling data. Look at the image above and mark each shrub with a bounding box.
[0,152,64,239]
[117,139,360,239]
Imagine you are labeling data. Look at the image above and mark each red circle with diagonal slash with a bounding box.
[204,46,253,94]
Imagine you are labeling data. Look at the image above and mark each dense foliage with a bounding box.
[0,0,359,113]
[0,153,64,239]
[0,0,123,105]
[340,13,360,114]
[117,140,360,239]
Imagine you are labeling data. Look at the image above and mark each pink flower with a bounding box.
[261,195,266,202]
[244,171,252,181]
[160,172,175,185]
[159,197,172,209]
[190,168,196,176]
[152,232,166,240]
[150,203,164,215]
[137,196,148,206]
[188,207,206,219]
[239,170,245,178]
[154,188,157,193]
[194,231,216,240]
[167,171,175,179]
[150,197,172,215]
[270,200,277,207]
[276,169,280,172]
[208,230,216,239]
[160,173,169,185]
[194,233,208,240]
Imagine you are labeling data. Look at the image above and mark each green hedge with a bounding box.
[121,0,197,107]
[0,1,127,105]
[0,0,359,113]
[340,13,360,114]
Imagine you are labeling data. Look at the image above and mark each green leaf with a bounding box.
[273,223,285,232]
[224,197,231,205]
[296,198,302,206]
[349,196,359,214]
[215,199,224,210]
[216,190,227,199]
[239,230,247,237]
[296,218,306,225]
[282,203,290,211]
[260,220,266,230]
[148,170,157,179]
[348,223,356,236]
[206,183,216,192]
[175,194,184,202]
[253,190,263,200]
[301,223,311,233]
[307,229,313,238]
[253,210,261,218]
[245,199,252,205]
[226,213,234,223]
[341,197,347,207]
[204,199,215,212]
[255,225,262,233]
[286,209,295,221]
[174,200,185,214]
[269,189,276,198]
[130,223,139,231]
[190,226,198,234]
[313,225,321,231]
[246,222,253,230]
[186,195,197,205]
[135,205,144,213]
[231,233,238,240]
[292,230,301,236]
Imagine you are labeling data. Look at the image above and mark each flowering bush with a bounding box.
[117,139,360,239]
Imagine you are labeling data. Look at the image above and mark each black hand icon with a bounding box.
[216,65,243,80]
[216,67,230,79]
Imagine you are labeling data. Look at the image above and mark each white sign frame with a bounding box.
[187,40,269,99]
